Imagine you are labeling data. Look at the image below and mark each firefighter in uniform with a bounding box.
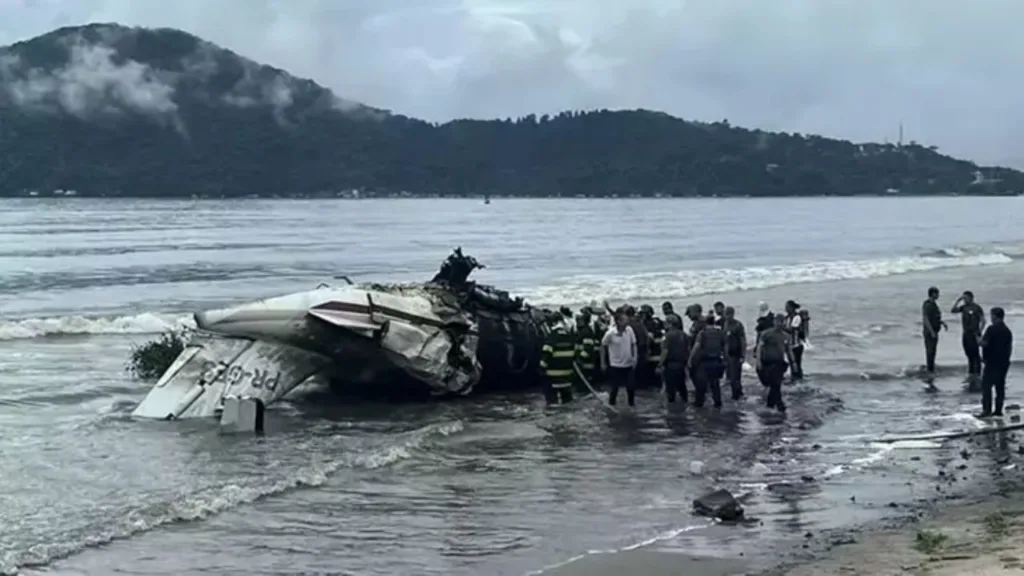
[540,315,576,405]
[574,312,600,391]
[641,304,665,388]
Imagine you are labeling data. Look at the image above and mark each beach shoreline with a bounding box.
[768,421,1024,576]
[777,485,1024,575]
[540,426,1024,576]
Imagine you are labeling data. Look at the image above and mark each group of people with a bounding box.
[538,298,811,414]
[921,287,1015,417]
[538,285,1015,420]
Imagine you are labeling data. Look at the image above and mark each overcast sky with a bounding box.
[0,0,1021,165]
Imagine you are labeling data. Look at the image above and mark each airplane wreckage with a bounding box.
[133,249,560,421]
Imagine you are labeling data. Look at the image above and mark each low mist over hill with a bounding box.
[0,23,1021,198]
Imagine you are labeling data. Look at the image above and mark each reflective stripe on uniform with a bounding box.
[552,350,575,358]
[551,382,573,389]
[545,368,573,378]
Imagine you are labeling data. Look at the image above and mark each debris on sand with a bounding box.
[693,489,744,522]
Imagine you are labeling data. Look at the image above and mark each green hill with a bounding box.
[0,23,1020,198]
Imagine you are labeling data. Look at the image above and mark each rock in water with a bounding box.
[693,489,744,521]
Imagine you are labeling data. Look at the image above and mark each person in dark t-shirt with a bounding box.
[722,306,747,401]
[952,290,986,384]
[980,307,1013,417]
[921,286,946,375]
[686,304,706,339]
[689,313,726,408]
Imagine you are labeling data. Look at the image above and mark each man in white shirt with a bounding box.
[601,312,638,407]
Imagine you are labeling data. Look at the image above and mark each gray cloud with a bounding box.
[2,40,178,118]
[0,0,1021,163]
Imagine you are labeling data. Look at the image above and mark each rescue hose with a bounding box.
[873,420,1024,443]
[573,362,619,415]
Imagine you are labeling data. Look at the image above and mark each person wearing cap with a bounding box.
[686,304,706,339]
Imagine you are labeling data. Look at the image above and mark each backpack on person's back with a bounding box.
[798,310,810,341]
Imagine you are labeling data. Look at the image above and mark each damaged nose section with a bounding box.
[305,294,482,397]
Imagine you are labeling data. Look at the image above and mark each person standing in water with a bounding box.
[574,312,600,390]
[624,306,650,388]
[979,307,1013,418]
[951,291,985,386]
[921,286,946,377]
[641,304,665,389]
[784,300,806,381]
[658,314,690,404]
[539,316,577,405]
[722,306,747,401]
[754,302,775,388]
[601,312,638,408]
[712,301,726,327]
[686,304,706,338]
[689,313,726,408]
[757,314,791,413]
[662,301,684,333]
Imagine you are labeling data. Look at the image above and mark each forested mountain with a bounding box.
[0,23,1021,198]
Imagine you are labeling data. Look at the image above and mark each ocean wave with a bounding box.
[0,419,465,576]
[0,313,194,341]
[523,251,1012,305]
[0,248,1014,342]
[809,358,1024,384]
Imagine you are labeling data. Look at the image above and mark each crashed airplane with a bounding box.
[132,249,555,420]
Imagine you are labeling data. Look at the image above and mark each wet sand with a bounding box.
[543,549,750,576]
[539,416,1024,576]
[776,427,1024,576]
[781,495,1024,575]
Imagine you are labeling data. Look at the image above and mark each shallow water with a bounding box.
[2,197,1024,575]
